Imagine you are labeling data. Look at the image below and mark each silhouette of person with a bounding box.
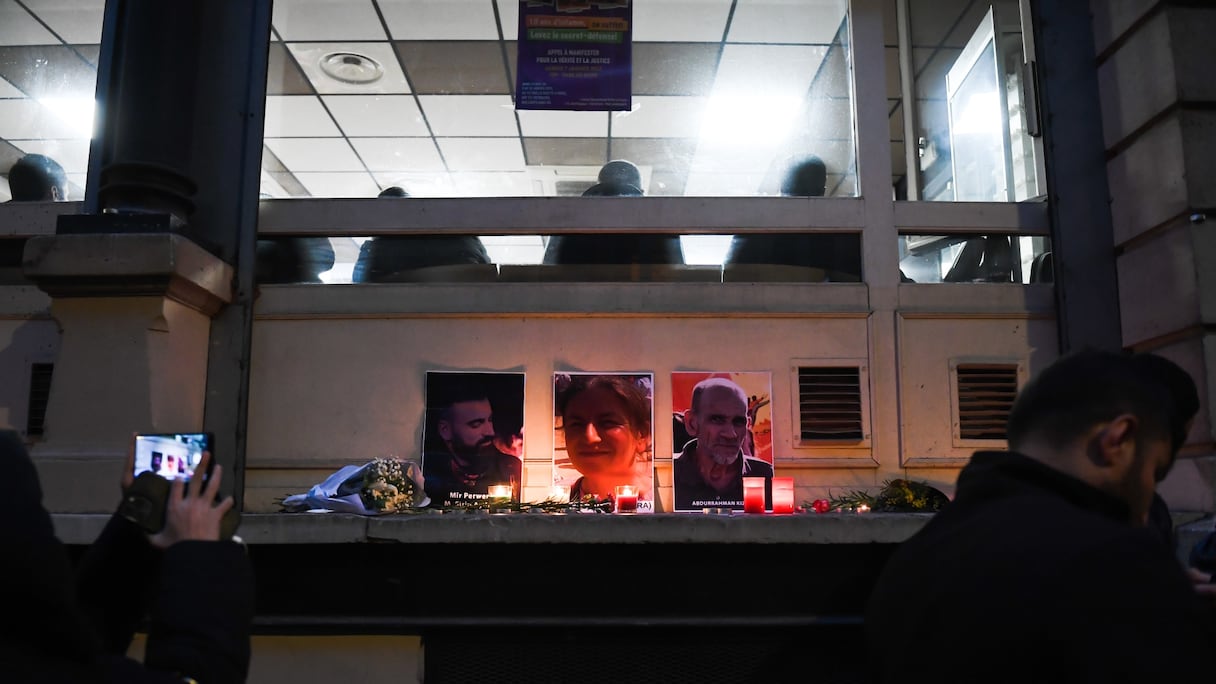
[543,160,684,267]
[867,350,1214,681]
[725,155,860,281]
[6,154,68,202]
[352,186,491,282]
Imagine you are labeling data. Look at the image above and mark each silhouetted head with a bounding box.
[781,155,827,197]
[7,154,68,201]
[582,181,642,197]
[598,160,642,190]
[378,186,409,198]
[1005,349,1200,525]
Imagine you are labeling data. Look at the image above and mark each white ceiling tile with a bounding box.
[683,172,767,196]
[419,95,518,136]
[272,0,386,41]
[371,171,455,197]
[680,235,732,265]
[0,77,24,97]
[0,0,58,46]
[13,137,89,172]
[517,109,608,138]
[287,42,411,95]
[479,235,544,266]
[438,138,525,171]
[351,137,445,172]
[610,96,706,138]
[0,99,80,138]
[497,0,519,39]
[451,171,533,197]
[633,0,733,42]
[22,0,105,44]
[265,137,366,172]
[712,44,825,96]
[64,171,85,188]
[259,173,289,198]
[323,95,430,136]
[263,96,341,137]
[728,0,849,44]
[380,0,500,40]
[293,171,382,198]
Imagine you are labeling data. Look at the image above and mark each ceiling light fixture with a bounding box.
[319,52,384,85]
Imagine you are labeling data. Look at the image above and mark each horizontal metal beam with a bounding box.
[894,200,1051,235]
[257,196,869,235]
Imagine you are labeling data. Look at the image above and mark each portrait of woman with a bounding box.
[554,373,655,510]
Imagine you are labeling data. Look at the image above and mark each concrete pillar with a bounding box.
[34,0,272,508]
[1091,1,1216,512]
[21,233,231,511]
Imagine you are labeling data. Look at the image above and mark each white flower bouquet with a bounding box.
[280,457,429,515]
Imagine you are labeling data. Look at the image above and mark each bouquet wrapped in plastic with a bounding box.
[280,458,429,514]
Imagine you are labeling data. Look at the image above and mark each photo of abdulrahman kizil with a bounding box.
[553,372,655,512]
[671,372,774,511]
[422,371,525,507]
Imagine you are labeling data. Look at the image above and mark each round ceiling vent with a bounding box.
[319,52,384,85]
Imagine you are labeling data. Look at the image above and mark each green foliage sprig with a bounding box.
[382,495,614,515]
[809,478,950,513]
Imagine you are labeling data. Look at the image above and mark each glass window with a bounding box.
[261,0,856,199]
[888,0,1044,202]
[899,234,1051,284]
[0,0,105,202]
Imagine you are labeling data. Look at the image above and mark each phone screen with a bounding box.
[133,433,213,482]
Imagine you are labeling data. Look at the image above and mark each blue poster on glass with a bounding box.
[515,0,632,111]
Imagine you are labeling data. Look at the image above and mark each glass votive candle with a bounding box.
[742,477,766,514]
[771,477,795,514]
[550,484,571,503]
[614,484,638,513]
[487,484,512,511]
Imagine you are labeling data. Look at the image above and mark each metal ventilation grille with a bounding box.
[26,363,53,437]
[798,366,863,441]
[956,363,1018,440]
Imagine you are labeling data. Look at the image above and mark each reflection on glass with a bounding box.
[891,0,1043,202]
[260,0,856,198]
[0,2,104,201]
[257,232,862,285]
[899,234,1051,284]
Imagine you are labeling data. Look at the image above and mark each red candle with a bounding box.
[614,485,638,513]
[742,477,766,514]
[771,477,795,514]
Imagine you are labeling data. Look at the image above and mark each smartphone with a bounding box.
[133,432,214,482]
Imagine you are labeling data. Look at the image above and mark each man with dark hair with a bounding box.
[672,377,773,511]
[867,350,1214,681]
[422,376,521,507]
[6,153,68,201]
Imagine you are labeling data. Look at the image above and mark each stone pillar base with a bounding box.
[22,233,231,511]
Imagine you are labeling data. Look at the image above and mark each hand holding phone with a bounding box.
[149,451,236,548]
[120,433,238,542]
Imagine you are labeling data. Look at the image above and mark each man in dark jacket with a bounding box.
[867,350,1214,681]
[0,430,253,682]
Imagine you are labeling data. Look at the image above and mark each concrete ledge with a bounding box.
[23,233,233,315]
[53,511,933,546]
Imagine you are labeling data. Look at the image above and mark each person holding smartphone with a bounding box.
[0,429,253,683]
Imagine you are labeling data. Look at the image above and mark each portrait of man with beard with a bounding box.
[673,376,774,511]
[422,372,524,507]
